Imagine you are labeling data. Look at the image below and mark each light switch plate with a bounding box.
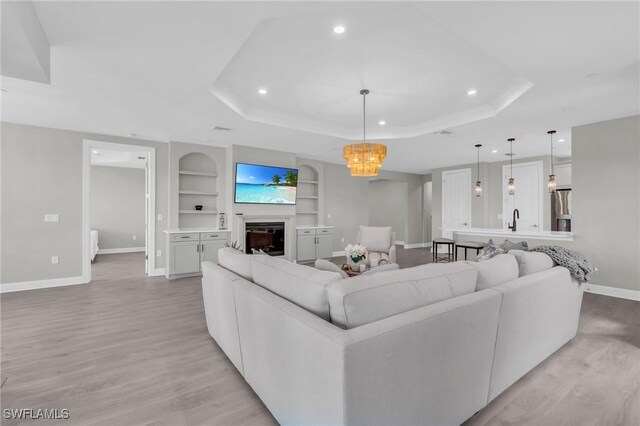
[44,214,59,222]
[51,256,59,264]
[156,250,162,257]
[157,214,163,222]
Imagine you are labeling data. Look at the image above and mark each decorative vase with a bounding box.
[195,205,203,211]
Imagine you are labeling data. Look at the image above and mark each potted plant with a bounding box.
[345,244,367,272]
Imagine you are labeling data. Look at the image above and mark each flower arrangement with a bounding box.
[345,244,367,264]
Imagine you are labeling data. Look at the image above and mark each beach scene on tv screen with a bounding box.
[235,163,298,204]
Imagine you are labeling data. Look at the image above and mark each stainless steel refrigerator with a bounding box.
[551,189,572,232]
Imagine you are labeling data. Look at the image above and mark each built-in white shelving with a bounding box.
[296,165,320,226]
[178,153,218,228]
[179,170,218,177]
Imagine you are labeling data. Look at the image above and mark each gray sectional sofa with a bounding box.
[201,248,584,425]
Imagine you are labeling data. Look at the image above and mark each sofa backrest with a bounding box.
[465,254,519,291]
[218,247,253,281]
[509,250,555,276]
[327,262,477,328]
[251,255,343,321]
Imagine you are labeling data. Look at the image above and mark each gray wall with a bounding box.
[90,166,145,250]
[570,115,639,291]
[1,122,168,284]
[369,180,408,242]
[323,163,425,251]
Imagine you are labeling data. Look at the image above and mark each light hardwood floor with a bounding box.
[1,250,638,425]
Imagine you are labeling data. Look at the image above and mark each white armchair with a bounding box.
[357,225,397,266]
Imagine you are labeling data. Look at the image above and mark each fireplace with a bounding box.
[245,222,285,256]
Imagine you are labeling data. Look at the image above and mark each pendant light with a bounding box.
[474,144,482,197]
[507,138,515,195]
[547,130,557,193]
[343,89,387,177]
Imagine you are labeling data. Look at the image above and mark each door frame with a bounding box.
[441,168,472,231]
[82,140,157,283]
[502,160,544,230]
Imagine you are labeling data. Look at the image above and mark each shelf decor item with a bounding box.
[195,205,203,211]
[507,138,516,195]
[343,89,387,177]
[345,243,367,271]
[475,144,483,197]
[547,130,557,193]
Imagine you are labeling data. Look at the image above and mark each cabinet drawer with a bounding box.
[297,228,316,236]
[170,233,199,241]
[317,228,333,235]
[200,232,227,241]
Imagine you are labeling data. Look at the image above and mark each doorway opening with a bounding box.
[82,140,156,283]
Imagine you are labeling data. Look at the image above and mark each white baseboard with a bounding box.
[150,268,165,277]
[1,276,87,293]
[395,240,406,246]
[332,250,346,257]
[584,283,640,301]
[98,247,145,254]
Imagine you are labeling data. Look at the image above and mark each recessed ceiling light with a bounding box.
[258,88,267,95]
[491,149,498,153]
[333,25,345,34]
[467,89,477,96]
[558,138,566,142]
[92,150,99,154]
[378,120,386,126]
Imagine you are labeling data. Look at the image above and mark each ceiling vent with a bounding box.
[434,130,453,136]
[211,126,231,132]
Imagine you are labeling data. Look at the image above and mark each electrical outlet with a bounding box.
[341,237,345,243]
[156,250,162,257]
[51,256,59,264]
[44,214,59,222]
[327,213,332,219]
[132,235,137,240]
[497,213,503,219]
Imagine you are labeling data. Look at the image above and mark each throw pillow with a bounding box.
[476,239,505,262]
[315,259,349,279]
[359,226,392,253]
[500,239,529,252]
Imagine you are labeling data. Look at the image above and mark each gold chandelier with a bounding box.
[343,89,387,177]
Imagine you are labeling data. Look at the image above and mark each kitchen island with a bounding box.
[444,227,574,242]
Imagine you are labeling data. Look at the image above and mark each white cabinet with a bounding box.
[166,231,229,277]
[296,227,334,262]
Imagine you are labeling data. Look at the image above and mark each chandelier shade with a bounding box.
[343,143,387,177]
[507,138,515,195]
[343,89,387,177]
[474,144,482,197]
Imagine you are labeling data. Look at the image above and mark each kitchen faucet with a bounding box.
[508,209,520,232]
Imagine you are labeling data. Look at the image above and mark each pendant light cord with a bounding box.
[362,91,367,141]
[510,140,513,177]
[550,133,554,175]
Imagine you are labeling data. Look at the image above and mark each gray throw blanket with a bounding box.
[530,245,597,282]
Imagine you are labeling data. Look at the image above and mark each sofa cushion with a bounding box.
[327,262,477,329]
[314,259,349,279]
[252,255,343,320]
[359,226,392,253]
[465,254,519,291]
[218,247,253,281]
[360,263,400,275]
[509,250,555,276]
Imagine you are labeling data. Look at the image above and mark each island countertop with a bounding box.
[444,227,574,242]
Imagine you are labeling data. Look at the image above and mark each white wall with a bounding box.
[90,165,145,250]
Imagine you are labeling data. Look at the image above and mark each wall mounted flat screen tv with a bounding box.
[234,163,298,205]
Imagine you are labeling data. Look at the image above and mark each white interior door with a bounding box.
[442,169,471,230]
[503,161,543,230]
